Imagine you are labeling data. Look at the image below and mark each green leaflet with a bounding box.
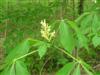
[1,61,30,75]
[10,63,16,75]
[77,32,88,50]
[15,61,30,75]
[56,62,75,75]
[80,14,93,34]
[59,20,75,54]
[1,64,15,75]
[92,14,99,33]
[37,42,49,58]
[72,64,80,75]
[92,35,100,47]
[1,65,14,75]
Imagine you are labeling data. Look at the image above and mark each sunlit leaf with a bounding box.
[72,64,80,75]
[56,62,75,75]
[92,35,100,47]
[1,61,30,75]
[37,42,49,58]
[15,61,30,75]
[77,32,88,50]
[59,20,75,54]
[92,14,99,33]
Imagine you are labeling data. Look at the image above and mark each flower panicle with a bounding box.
[40,19,55,42]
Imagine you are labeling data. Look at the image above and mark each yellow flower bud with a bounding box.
[40,19,55,42]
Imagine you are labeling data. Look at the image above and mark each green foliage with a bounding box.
[1,13,99,75]
[92,35,100,47]
[0,0,100,75]
[67,20,89,50]
[56,62,75,75]
[37,42,49,58]
[1,60,30,75]
[82,65,93,75]
[1,39,37,75]
[59,20,75,54]
[72,64,80,75]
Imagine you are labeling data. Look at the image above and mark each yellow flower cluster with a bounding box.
[40,19,55,42]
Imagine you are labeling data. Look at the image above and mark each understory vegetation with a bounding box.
[0,0,100,75]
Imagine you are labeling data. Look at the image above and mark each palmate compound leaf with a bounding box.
[56,62,75,75]
[1,38,49,75]
[1,38,39,75]
[1,60,30,75]
[4,38,38,65]
[59,20,75,54]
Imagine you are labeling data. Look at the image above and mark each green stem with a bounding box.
[55,45,94,73]
[54,46,81,63]
[13,50,37,62]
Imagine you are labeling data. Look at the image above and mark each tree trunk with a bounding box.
[78,0,84,15]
